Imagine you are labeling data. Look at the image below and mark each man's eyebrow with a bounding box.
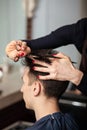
[21,74,24,80]
[21,67,26,80]
[21,76,23,80]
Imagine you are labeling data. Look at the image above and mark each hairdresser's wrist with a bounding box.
[70,69,83,86]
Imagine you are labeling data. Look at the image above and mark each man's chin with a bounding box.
[25,103,32,110]
[25,104,29,109]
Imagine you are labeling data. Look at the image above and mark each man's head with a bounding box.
[21,49,68,110]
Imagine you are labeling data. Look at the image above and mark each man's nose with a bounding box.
[20,85,24,92]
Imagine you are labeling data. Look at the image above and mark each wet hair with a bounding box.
[22,49,69,99]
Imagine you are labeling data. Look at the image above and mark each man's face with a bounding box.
[21,67,34,109]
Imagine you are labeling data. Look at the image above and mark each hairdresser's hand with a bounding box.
[32,52,83,86]
[5,40,31,62]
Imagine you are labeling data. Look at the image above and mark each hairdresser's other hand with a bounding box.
[32,52,83,86]
[5,40,31,62]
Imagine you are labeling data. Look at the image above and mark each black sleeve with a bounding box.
[77,73,87,96]
[23,18,87,53]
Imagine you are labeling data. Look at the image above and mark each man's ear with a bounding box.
[33,81,41,96]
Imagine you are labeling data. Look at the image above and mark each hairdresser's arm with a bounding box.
[23,18,87,52]
[5,18,87,61]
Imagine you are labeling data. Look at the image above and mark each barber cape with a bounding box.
[25,112,79,130]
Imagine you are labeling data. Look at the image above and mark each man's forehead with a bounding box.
[23,67,30,78]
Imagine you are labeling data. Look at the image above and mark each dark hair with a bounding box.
[22,49,69,99]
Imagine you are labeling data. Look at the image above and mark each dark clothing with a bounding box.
[25,112,79,130]
[24,18,87,52]
[23,18,87,95]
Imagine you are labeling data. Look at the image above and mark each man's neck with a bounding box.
[34,97,60,121]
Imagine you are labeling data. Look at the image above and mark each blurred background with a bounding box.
[0,0,87,129]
